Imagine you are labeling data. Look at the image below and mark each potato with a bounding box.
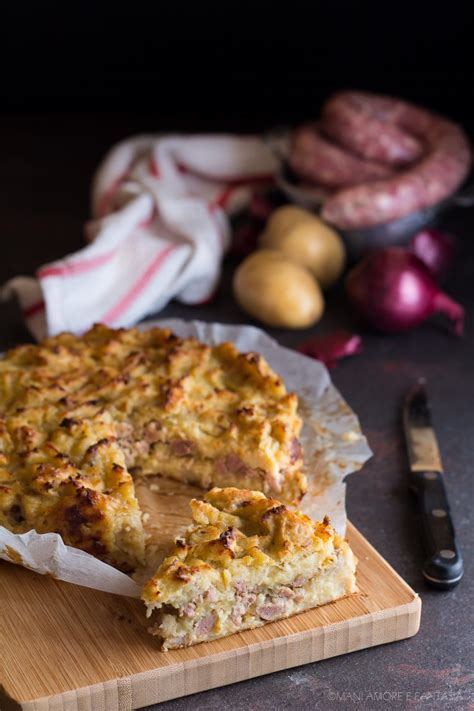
[233,249,324,329]
[259,205,346,288]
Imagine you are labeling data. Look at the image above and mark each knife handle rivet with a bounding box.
[440,549,456,559]
[424,472,438,480]
[432,508,447,518]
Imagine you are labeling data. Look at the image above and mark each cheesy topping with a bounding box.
[0,325,305,570]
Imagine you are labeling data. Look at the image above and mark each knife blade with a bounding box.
[403,379,463,589]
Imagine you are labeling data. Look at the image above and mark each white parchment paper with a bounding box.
[0,320,372,597]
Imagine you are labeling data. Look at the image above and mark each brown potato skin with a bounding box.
[259,206,346,289]
[233,249,324,329]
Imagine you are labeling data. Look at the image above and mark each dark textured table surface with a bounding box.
[1,114,473,710]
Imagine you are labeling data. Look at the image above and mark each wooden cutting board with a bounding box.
[0,499,421,711]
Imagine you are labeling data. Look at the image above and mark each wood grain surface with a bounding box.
[0,473,421,711]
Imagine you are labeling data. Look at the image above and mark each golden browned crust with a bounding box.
[142,488,356,649]
[0,413,144,571]
[0,324,305,570]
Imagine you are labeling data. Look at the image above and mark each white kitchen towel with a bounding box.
[2,134,278,340]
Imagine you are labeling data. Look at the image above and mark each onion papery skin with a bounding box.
[346,248,464,335]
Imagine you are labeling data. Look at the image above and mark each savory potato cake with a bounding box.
[0,324,306,569]
[142,488,356,649]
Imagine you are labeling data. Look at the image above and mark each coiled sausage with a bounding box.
[290,122,395,189]
[320,92,424,165]
[320,92,471,229]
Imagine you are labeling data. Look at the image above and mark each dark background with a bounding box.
[0,6,473,709]
[2,3,474,128]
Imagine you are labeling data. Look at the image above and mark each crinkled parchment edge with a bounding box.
[0,320,372,597]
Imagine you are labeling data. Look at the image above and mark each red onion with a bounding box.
[409,229,456,280]
[346,248,464,335]
[298,330,362,368]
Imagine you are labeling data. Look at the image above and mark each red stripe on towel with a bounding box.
[101,244,178,324]
[38,250,119,279]
[213,185,238,209]
[23,300,45,318]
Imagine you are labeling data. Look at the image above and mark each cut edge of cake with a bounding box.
[141,487,357,650]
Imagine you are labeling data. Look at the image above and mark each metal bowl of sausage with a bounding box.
[275,159,474,260]
[266,92,474,260]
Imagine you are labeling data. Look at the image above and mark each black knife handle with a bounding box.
[412,471,463,590]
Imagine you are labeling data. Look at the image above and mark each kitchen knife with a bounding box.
[403,379,463,590]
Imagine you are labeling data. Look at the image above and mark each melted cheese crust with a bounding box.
[142,488,356,649]
[0,325,305,570]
